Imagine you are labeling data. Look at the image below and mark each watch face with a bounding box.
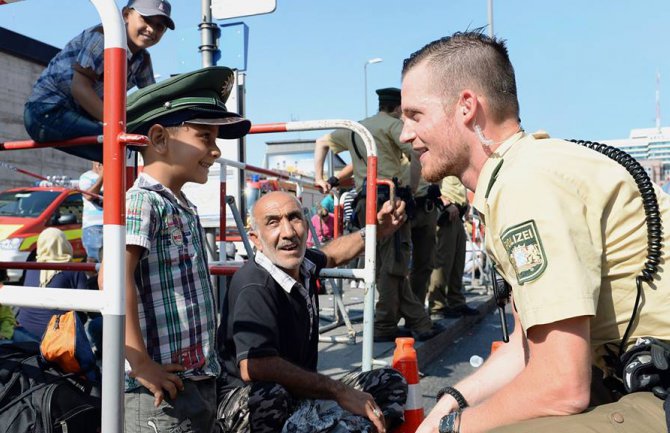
[439,412,456,433]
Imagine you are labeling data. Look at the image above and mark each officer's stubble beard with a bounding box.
[422,124,469,183]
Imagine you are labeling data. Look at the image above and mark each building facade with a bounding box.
[604,127,670,184]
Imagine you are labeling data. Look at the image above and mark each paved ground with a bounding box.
[419,308,514,412]
[316,281,497,380]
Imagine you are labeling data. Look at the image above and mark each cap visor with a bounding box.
[186,116,251,139]
[132,7,175,30]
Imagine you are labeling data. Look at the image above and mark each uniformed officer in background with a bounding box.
[427,176,479,319]
[401,31,670,433]
[314,88,441,342]
[407,169,439,307]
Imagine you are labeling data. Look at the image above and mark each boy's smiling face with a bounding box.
[166,123,222,186]
[124,8,168,53]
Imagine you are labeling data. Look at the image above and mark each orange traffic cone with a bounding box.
[392,337,423,433]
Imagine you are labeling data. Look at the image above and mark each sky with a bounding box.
[1,0,670,168]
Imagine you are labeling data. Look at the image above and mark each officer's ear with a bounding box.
[457,90,477,124]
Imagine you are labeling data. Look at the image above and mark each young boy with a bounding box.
[24,0,174,162]
[120,66,250,432]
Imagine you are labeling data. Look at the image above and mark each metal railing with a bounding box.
[0,2,128,431]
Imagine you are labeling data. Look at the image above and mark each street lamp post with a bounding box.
[364,57,383,117]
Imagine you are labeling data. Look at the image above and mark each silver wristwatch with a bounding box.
[359,228,366,241]
[438,411,460,433]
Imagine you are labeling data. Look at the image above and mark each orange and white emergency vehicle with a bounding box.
[0,185,85,281]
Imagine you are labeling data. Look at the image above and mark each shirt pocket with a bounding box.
[159,218,192,266]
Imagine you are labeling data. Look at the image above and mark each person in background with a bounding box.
[79,162,104,262]
[0,303,16,343]
[427,176,479,319]
[314,88,441,343]
[17,228,89,340]
[320,192,335,214]
[23,0,174,162]
[307,204,334,247]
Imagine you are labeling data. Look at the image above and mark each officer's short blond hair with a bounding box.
[402,30,520,123]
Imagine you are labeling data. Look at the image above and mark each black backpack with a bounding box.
[0,342,101,433]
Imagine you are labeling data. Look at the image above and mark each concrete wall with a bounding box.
[0,51,90,191]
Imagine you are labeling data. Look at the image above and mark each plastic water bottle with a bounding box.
[469,355,484,368]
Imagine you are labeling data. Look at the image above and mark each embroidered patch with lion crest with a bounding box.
[500,220,547,284]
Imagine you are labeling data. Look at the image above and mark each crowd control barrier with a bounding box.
[0,2,132,431]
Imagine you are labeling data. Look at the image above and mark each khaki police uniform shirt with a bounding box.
[322,111,412,192]
[440,176,468,207]
[472,131,670,371]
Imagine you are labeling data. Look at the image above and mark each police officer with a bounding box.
[408,171,439,305]
[314,88,440,342]
[427,176,479,319]
[401,32,670,433]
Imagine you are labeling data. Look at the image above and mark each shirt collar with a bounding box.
[126,46,147,63]
[472,131,525,221]
[134,172,197,213]
[255,250,316,294]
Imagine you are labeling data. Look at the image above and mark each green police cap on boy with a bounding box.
[127,66,251,139]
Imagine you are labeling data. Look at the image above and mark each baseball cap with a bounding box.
[126,0,175,30]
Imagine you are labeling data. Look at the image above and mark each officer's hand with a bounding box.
[315,179,332,194]
[376,198,407,239]
[336,388,386,433]
[416,395,458,433]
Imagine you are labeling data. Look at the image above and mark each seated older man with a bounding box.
[217,191,408,433]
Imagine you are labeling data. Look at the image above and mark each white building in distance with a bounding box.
[603,127,670,184]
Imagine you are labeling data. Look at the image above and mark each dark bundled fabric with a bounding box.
[217,367,407,433]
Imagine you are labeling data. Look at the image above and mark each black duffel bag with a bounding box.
[0,342,101,433]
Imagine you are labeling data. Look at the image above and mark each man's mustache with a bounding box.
[277,237,301,249]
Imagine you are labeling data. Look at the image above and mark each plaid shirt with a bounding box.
[27,25,155,110]
[125,173,220,390]
[254,251,318,339]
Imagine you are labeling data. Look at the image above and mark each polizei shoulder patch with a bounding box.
[500,220,547,285]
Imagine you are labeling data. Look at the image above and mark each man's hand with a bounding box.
[376,198,407,239]
[128,358,185,407]
[315,179,332,194]
[93,162,103,176]
[336,388,387,433]
[446,204,460,223]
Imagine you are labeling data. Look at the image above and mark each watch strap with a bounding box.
[436,386,468,410]
[327,176,340,187]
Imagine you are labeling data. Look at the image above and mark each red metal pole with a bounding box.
[103,48,127,226]
[248,123,288,134]
[0,136,100,151]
